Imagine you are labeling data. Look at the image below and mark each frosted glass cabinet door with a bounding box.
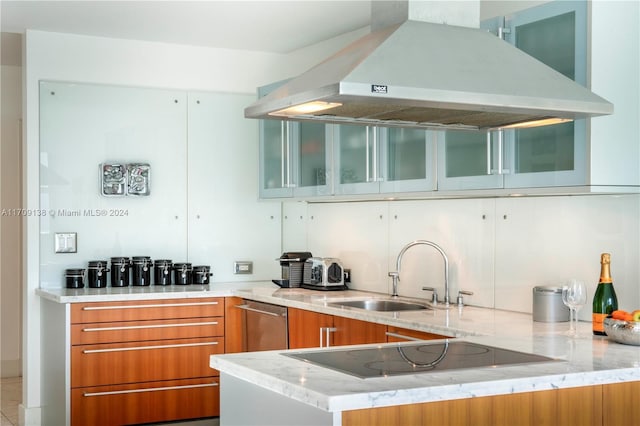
[380,127,435,193]
[437,1,588,191]
[259,120,333,198]
[503,0,587,188]
[333,125,381,195]
[437,130,504,190]
[292,122,332,197]
[260,120,292,198]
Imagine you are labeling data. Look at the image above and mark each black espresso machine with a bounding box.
[273,252,312,288]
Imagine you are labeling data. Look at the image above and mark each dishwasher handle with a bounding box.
[235,304,286,317]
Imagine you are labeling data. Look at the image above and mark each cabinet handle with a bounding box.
[83,382,218,397]
[234,304,284,317]
[82,321,219,332]
[81,301,219,311]
[285,121,291,187]
[319,327,337,348]
[365,126,371,182]
[385,331,424,341]
[82,341,218,354]
[281,121,286,188]
[486,131,492,175]
[372,128,379,182]
[497,129,504,175]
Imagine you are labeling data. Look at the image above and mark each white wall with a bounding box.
[590,0,640,186]
[1,59,23,378]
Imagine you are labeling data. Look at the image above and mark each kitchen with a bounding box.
[1,0,639,425]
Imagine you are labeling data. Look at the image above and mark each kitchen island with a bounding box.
[209,287,640,426]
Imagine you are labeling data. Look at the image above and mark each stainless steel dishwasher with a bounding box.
[235,300,288,351]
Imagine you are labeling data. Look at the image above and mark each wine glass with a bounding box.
[562,279,588,337]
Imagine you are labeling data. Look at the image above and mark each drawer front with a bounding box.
[71,377,219,426]
[71,317,224,344]
[71,297,224,324]
[71,337,223,387]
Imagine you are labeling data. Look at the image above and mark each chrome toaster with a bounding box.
[302,257,347,290]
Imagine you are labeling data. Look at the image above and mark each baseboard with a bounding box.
[19,404,41,426]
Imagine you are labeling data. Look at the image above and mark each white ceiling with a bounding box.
[0,0,372,53]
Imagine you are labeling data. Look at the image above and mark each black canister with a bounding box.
[87,261,109,288]
[110,257,130,287]
[153,259,173,285]
[173,262,192,285]
[132,256,152,286]
[65,268,85,289]
[192,265,212,285]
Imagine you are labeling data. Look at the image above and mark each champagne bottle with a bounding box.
[592,253,618,336]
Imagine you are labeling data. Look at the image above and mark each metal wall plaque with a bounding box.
[101,163,151,197]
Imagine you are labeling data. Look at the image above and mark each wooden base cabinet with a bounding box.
[71,377,220,426]
[288,308,387,349]
[341,381,640,426]
[288,308,450,349]
[70,298,224,426]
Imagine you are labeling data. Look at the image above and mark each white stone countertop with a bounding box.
[211,286,640,413]
[35,280,276,303]
[37,282,640,412]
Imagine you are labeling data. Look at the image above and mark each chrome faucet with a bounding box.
[388,240,450,306]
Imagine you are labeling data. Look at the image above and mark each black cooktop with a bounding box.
[284,341,559,379]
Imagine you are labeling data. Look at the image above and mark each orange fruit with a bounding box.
[611,310,628,320]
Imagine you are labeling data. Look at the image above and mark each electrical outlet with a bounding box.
[234,261,253,274]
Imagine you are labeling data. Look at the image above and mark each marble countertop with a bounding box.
[35,281,276,303]
[210,286,640,413]
[37,282,640,412]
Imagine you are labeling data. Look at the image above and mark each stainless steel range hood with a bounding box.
[245,2,613,131]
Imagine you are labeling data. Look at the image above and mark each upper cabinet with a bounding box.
[438,1,588,191]
[333,125,435,195]
[259,82,332,199]
[257,1,638,200]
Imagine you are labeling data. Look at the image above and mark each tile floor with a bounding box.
[0,377,21,426]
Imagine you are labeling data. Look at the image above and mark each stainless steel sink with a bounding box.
[330,299,430,312]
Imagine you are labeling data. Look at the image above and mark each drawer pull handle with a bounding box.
[235,304,284,317]
[83,382,219,397]
[82,341,218,354]
[82,321,219,332]
[82,301,219,311]
[385,332,424,341]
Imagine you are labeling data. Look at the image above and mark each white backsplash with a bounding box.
[283,194,640,319]
[39,82,282,288]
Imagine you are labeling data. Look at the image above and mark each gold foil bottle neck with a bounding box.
[599,252,612,283]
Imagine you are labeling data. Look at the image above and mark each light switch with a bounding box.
[55,232,77,253]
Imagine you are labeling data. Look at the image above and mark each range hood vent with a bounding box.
[245,7,612,131]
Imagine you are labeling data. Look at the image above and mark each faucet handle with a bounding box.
[457,290,474,307]
[422,286,438,304]
[388,272,399,278]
